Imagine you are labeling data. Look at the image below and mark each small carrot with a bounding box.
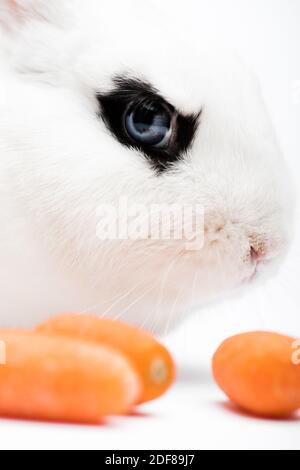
[0,330,140,423]
[36,314,176,403]
[212,331,300,418]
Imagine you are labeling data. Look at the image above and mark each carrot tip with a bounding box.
[150,358,168,384]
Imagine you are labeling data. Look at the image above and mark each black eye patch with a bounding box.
[96,76,200,173]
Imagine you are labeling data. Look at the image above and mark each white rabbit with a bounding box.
[0,0,292,332]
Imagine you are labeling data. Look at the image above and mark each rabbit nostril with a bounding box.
[250,246,266,263]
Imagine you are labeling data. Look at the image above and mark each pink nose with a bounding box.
[250,246,266,263]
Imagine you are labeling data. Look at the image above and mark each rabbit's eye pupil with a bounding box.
[125,103,172,148]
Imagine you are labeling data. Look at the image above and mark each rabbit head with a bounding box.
[0,0,292,331]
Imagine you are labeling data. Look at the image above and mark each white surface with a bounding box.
[0,0,300,450]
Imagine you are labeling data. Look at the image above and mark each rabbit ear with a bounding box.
[0,1,62,32]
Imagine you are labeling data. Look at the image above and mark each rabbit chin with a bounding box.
[63,244,284,334]
[17,229,290,333]
[0,210,283,334]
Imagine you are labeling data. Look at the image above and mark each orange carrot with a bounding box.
[212,331,300,417]
[37,314,176,403]
[0,330,140,423]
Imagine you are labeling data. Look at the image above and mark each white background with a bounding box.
[0,0,299,450]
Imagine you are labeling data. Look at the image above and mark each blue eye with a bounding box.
[124,102,172,148]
